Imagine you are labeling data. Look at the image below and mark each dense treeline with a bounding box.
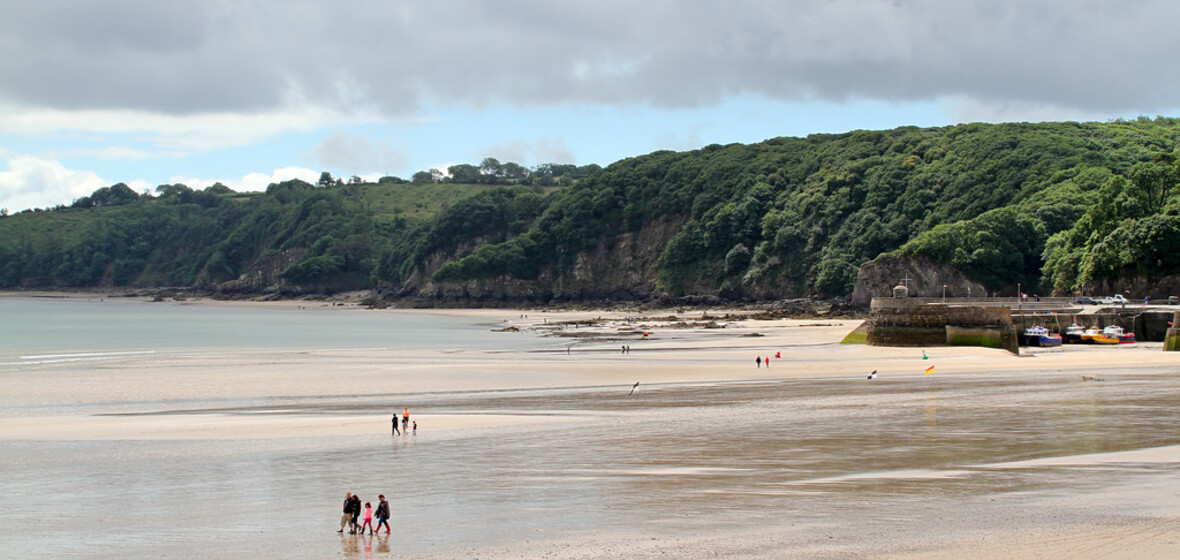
[430,118,1180,297]
[1,119,1178,300]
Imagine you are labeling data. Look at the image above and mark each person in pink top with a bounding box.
[359,501,374,534]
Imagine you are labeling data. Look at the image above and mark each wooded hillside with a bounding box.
[2,119,1177,303]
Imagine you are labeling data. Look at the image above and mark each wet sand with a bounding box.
[1,305,1179,558]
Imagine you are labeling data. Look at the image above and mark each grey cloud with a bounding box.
[304,131,406,173]
[482,137,576,166]
[2,0,1178,117]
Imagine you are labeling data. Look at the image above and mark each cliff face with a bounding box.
[214,249,306,294]
[1085,275,1180,300]
[852,254,988,308]
[401,217,684,302]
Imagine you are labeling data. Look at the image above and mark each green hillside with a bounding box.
[1,119,1178,302]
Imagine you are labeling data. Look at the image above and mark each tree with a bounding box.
[447,164,481,183]
[480,157,502,180]
[205,182,234,195]
[318,172,335,187]
[89,183,139,207]
[411,170,434,184]
[155,183,193,199]
[1128,156,1177,215]
[502,162,528,180]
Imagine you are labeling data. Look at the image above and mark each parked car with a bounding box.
[1097,294,1129,305]
[1169,295,1178,305]
[1071,296,1096,305]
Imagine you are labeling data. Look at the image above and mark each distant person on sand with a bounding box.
[339,492,353,533]
[412,420,417,434]
[392,413,400,435]
[756,356,762,368]
[402,408,410,433]
[765,356,770,367]
[375,495,390,534]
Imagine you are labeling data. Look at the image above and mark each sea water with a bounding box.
[0,297,543,367]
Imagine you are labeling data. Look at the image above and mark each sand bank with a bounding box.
[2,308,1176,442]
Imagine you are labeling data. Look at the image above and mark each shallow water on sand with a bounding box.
[3,371,1180,558]
[0,297,540,363]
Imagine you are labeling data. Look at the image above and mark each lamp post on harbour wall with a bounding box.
[943,284,947,302]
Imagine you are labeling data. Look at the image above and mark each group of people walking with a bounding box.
[339,492,391,535]
[755,351,781,367]
[392,407,416,435]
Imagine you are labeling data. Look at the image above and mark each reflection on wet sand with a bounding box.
[4,370,1180,559]
[1,302,1178,559]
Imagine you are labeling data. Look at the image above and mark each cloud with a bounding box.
[655,126,707,153]
[945,96,1142,125]
[0,102,380,152]
[0,157,333,213]
[0,156,110,211]
[304,132,407,174]
[167,167,323,194]
[483,138,577,166]
[2,0,1178,125]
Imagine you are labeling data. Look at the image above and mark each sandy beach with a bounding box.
[1,297,1178,558]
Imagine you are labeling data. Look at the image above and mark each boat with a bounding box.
[1020,325,1063,347]
[1102,325,1136,344]
[1062,323,1087,344]
[1082,325,1135,344]
[1080,326,1111,344]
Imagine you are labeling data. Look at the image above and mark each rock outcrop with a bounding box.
[852,254,988,308]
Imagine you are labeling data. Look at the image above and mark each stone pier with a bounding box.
[1165,311,1180,352]
[867,297,1019,354]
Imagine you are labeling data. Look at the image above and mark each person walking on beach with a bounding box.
[359,502,374,534]
[349,494,362,534]
[375,495,391,534]
[402,408,410,434]
[339,492,353,533]
[756,356,762,368]
[412,420,417,435]
[392,412,400,435]
[765,356,770,367]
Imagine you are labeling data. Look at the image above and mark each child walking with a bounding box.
[359,501,374,534]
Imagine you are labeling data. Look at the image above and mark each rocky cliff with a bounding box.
[852,253,988,308]
[397,217,685,303]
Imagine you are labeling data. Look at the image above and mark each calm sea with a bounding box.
[0,297,546,366]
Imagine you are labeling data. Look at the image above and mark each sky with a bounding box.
[2,0,1180,212]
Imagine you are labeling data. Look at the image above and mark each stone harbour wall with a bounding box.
[868,298,1018,354]
[1165,311,1180,352]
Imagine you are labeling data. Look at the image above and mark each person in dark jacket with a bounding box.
[375,494,391,534]
[338,492,353,533]
[348,494,362,533]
